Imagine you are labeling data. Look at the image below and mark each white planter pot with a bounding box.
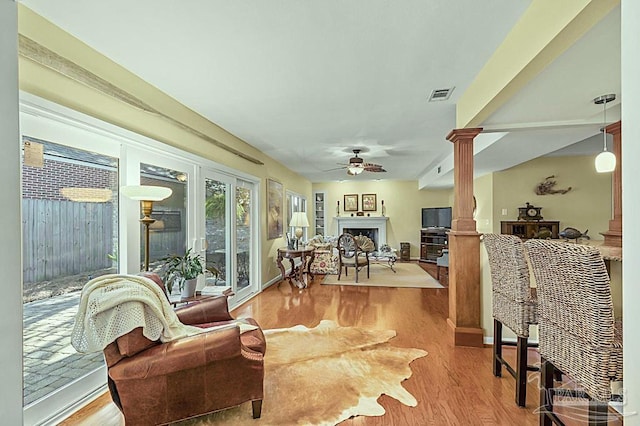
[180,278,197,299]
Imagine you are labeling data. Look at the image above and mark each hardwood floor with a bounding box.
[61,263,618,425]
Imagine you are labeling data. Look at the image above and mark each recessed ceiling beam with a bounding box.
[456,0,619,129]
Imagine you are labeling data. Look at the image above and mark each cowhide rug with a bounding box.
[180,320,427,425]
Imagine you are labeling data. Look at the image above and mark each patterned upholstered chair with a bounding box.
[308,234,338,274]
[337,233,371,283]
[482,234,538,407]
[525,240,622,425]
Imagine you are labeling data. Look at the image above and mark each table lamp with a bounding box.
[121,185,173,271]
[289,211,309,249]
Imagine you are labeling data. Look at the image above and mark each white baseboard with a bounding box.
[262,260,302,291]
[262,273,283,290]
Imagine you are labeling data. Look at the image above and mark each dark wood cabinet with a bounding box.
[419,228,448,263]
[500,221,560,240]
[400,242,410,261]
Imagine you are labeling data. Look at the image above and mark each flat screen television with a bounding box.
[421,207,452,229]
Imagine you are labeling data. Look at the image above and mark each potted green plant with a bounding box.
[160,248,204,298]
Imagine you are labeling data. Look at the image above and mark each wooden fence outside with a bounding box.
[22,199,115,283]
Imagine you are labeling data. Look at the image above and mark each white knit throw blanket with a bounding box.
[71,274,204,353]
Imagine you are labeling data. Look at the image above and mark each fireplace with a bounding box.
[344,228,379,250]
[335,217,388,250]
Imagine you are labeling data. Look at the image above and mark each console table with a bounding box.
[276,246,315,288]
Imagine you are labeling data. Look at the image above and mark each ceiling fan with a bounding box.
[329,149,387,176]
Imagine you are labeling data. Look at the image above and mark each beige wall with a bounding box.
[18,6,312,286]
[491,155,612,237]
[312,180,452,258]
[473,173,494,338]
[478,154,613,339]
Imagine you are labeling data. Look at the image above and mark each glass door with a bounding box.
[203,173,232,293]
[202,171,258,303]
[139,163,189,277]
[19,126,120,425]
[122,148,196,280]
[235,179,255,301]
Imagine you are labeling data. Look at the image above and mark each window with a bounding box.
[287,191,308,241]
[22,136,118,408]
[20,96,262,423]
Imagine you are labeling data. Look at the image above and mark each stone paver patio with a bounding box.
[23,292,103,406]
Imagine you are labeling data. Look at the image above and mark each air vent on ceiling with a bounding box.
[428,87,454,102]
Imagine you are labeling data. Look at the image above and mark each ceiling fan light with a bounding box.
[347,164,364,175]
[595,151,616,173]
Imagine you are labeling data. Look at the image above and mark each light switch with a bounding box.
[501,208,508,216]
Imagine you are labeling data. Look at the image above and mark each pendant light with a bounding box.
[593,94,616,173]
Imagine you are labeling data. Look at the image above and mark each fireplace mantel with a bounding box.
[335,216,388,246]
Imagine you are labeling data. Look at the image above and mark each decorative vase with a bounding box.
[336,200,340,217]
[180,278,198,299]
[381,200,386,217]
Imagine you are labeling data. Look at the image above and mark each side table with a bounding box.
[169,288,233,307]
[276,246,315,288]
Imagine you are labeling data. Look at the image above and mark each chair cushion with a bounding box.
[342,256,368,266]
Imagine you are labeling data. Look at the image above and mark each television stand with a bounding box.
[419,228,448,263]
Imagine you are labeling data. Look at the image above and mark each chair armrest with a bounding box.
[109,326,247,380]
[175,295,233,325]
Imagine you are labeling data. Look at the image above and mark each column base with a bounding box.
[447,318,484,347]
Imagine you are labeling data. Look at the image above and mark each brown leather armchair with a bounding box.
[102,273,265,425]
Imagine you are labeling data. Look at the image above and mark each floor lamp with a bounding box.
[121,185,173,271]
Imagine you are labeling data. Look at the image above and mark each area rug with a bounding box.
[322,262,444,288]
[180,320,427,425]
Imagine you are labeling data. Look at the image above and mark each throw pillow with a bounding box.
[310,250,338,274]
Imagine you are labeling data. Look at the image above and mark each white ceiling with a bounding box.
[20,1,620,185]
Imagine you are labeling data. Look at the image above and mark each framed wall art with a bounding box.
[361,194,377,211]
[267,178,283,239]
[343,194,358,212]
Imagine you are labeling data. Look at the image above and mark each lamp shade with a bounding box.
[289,211,309,228]
[121,185,172,201]
[595,151,616,173]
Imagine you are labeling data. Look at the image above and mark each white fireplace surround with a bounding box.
[335,216,388,246]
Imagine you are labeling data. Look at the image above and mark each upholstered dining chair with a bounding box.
[337,233,371,283]
[482,233,538,407]
[525,240,622,426]
[97,273,266,425]
[436,248,449,282]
